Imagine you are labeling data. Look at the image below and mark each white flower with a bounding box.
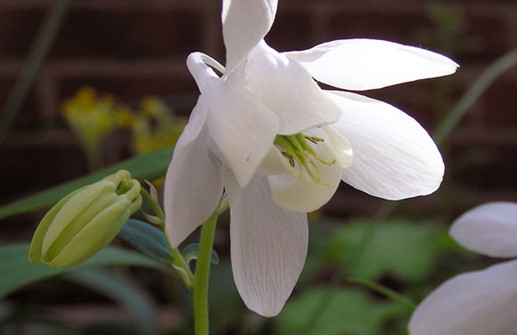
[409,202,517,335]
[165,0,458,317]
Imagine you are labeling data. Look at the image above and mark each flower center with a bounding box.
[274,133,336,183]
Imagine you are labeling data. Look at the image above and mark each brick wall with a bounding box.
[1,0,516,221]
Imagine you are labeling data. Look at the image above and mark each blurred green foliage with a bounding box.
[276,287,406,335]
[326,219,445,281]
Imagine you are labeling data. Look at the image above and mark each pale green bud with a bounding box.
[29,170,142,267]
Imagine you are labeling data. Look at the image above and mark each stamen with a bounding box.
[305,135,324,144]
[273,133,336,184]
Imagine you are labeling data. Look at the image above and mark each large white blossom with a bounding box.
[165,0,458,317]
[409,202,517,335]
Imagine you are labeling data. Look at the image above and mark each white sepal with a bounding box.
[327,91,444,200]
[409,259,517,335]
[164,102,224,247]
[222,0,278,73]
[286,38,458,91]
[451,202,517,258]
[225,172,308,317]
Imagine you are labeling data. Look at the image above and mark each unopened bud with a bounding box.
[29,170,142,267]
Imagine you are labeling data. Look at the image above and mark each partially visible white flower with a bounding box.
[166,0,458,317]
[450,202,517,257]
[409,202,517,335]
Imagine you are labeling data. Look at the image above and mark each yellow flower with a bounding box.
[130,97,186,154]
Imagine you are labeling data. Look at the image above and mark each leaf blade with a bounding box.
[118,219,172,263]
[65,269,158,335]
[0,147,173,221]
[0,242,166,299]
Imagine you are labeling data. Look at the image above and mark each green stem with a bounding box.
[193,212,219,335]
[139,187,194,288]
[348,276,416,311]
[171,247,195,291]
[434,48,517,145]
[139,187,165,228]
[84,139,104,172]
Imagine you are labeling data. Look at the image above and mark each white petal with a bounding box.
[222,0,278,73]
[409,259,517,335]
[267,168,341,213]
[322,125,353,168]
[246,41,342,134]
[268,129,343,212]
[173,96,208,150]
[187,53,280,187]
[164,111,224,247]
[327,91,444,200]
[258,146,293,176]
[187,52,225,93]
[450,202,517,258]
[286,38,459,91]
[225,173,308,317]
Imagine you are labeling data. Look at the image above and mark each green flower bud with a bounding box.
[29,170,142,267]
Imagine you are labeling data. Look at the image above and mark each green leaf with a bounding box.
[0,243,166,299]
[275,287,404,335]
[65,269,158,335]
[182,243,220,265]
[118,219,171,263]
[327,219,444,281]
[0,147,173,221]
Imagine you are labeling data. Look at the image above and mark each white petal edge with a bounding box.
[450,202,517,258]
[225,172,308,317]
[173,96,208,151]
[322,125,353,168]
[246,41,342,135]
[164,107,224,247]
[188,52,280,187]
[286,38,459,91]
[409,259,517,335]
[222,0,278,73]
[187,52,225,93]
[327,91,444,200]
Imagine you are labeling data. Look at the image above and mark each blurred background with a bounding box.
[0,0,516,334]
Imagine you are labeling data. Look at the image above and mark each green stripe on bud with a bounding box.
[29,170,142,267]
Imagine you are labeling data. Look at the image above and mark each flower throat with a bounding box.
[274,134,335,183]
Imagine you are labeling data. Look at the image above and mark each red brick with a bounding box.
[0,77,42,130]
[458,13,510,62]
[0,8,45,57]
[267,12,314,51]
[49,8,204,60]
[482,76,517,126]
[0,130,88,203]
[327,10,429,46]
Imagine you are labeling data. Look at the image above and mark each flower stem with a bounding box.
[434,48,517,145]
[347,276,416,310]
[139,186,165,229]
[139,186,194,288]
[171,247,195,291]
[193,212,218,335]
